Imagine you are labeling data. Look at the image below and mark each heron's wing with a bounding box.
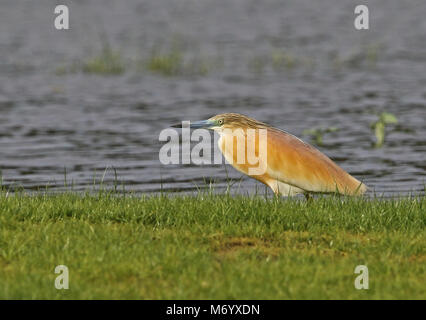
[265,128,365,194]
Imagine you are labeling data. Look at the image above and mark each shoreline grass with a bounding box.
[0,191,424,299]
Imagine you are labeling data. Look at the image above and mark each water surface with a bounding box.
[0,0,425,196]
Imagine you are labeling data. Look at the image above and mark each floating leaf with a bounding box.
[380,112,398,125]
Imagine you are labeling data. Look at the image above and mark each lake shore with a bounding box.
[0,191,424,299]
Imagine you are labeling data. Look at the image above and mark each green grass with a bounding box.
[0,191,424,299]
[82,46,125,75]
[55,45,126,76]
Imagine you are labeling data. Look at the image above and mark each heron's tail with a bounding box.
[341,177,368,196]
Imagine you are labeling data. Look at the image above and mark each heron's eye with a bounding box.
[218,119,224,125]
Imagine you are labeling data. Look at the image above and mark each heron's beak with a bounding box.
[171,120,215,129]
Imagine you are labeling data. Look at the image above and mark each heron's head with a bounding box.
[172,113,269,132]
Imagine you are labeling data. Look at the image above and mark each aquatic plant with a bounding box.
[332,43,383,70]
[82,45,125,75]
[302,127,339,146]
[146,48,183,76]
[370,112,398,148]
[271,50,297,69]
[248,56,268,74]
[145,47,214,76]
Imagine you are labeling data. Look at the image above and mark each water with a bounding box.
[0,0,425,196]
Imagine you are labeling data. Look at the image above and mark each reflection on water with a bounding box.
[0,0,425,196]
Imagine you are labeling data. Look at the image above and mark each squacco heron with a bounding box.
[173,113,367,198]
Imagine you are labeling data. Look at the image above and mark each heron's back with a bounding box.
[218,127,367,195]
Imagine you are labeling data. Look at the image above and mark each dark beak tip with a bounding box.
[171,123,182,128]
